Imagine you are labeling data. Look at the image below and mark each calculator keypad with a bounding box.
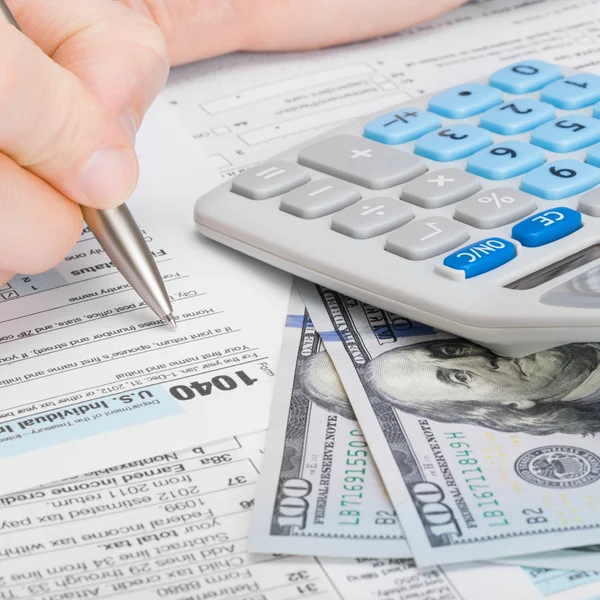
[530,115,600,153]
[521,159,600,200]
[231,161,310,200]
[454,188,536,229]
[298,134,426,189]
[414,125,493,162]
[385,218,469,261]
[466,140,546,180]
[479,99,555,135]
[401,168,481,208]
[280,179,361,219]
[331,198,413,239]
[511,207,582,247]
[363,108,440,145]
[540,73,600,109]
[488,60,562,94]
[428,83,503,119]
[225,60,600,285]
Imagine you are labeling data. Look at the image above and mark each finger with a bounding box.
[10,0,169,132]
[0,153,82,274]
[119,0,467,65]
[0,20,138,209]
[119,0,245,66]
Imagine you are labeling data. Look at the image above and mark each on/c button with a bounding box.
[443,238,516,278]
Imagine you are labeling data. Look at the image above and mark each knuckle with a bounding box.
[131,0,179,43]
[124,9,170,78]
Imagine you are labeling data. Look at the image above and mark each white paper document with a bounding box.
[0,100,290,495]
[0,430,541,600]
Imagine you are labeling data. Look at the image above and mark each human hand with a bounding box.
[121,0,467,65]
[0,0,169,285]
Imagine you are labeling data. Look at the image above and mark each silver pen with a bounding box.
[1,1,176,330]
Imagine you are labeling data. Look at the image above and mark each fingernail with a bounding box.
[78,146,139,208]
[119,110,138,145]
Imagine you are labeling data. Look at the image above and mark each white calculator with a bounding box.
[194,60,600,357]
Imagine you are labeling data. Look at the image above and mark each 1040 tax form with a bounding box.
[0,100,291,496]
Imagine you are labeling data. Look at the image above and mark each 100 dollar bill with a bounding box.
[250,288,408,557]
[299,281,600,566]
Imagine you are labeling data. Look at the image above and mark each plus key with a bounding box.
[298,134,427,189]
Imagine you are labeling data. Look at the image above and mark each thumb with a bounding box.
[0,21,138,209]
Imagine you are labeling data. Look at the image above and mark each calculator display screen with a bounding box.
[506,244,600,290]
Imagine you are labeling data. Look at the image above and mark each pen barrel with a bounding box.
[81,204,174,319]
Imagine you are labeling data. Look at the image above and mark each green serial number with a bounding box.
[338,430,368,525]
[446,433,508,527]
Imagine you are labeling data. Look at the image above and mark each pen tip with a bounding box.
[164,314,177,330]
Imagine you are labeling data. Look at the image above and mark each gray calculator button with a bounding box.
[578,188,600,217]
[331,198,413,239]
[386,217,469,260]
[231,161,310,200]
[298,134,426,189]
[401,168,481,208]
[454,188,536,229]
[280,179,361,219]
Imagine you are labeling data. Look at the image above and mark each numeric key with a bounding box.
[541,73,600,109]
[530,115,600,152]
[520,159,600,200]
[479,99,555,135]
[489,60,562,94]
[414,125,492,162]
[467,141,546,180]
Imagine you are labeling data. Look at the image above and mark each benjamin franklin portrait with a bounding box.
[297,339,600,436]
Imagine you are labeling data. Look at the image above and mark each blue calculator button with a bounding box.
[530,115,600,153]
[443,238,516,278]
[511,207,582,247]
[541,73,600,109]
[520,159,600,200]
[595,102,600,119]
[489,60,562,94]
[363,108,440,145]
[428,83,503,119]
[467,141,546,180]
[479,99,555,135]
[414,125,493,162]
[588,142,600,168]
